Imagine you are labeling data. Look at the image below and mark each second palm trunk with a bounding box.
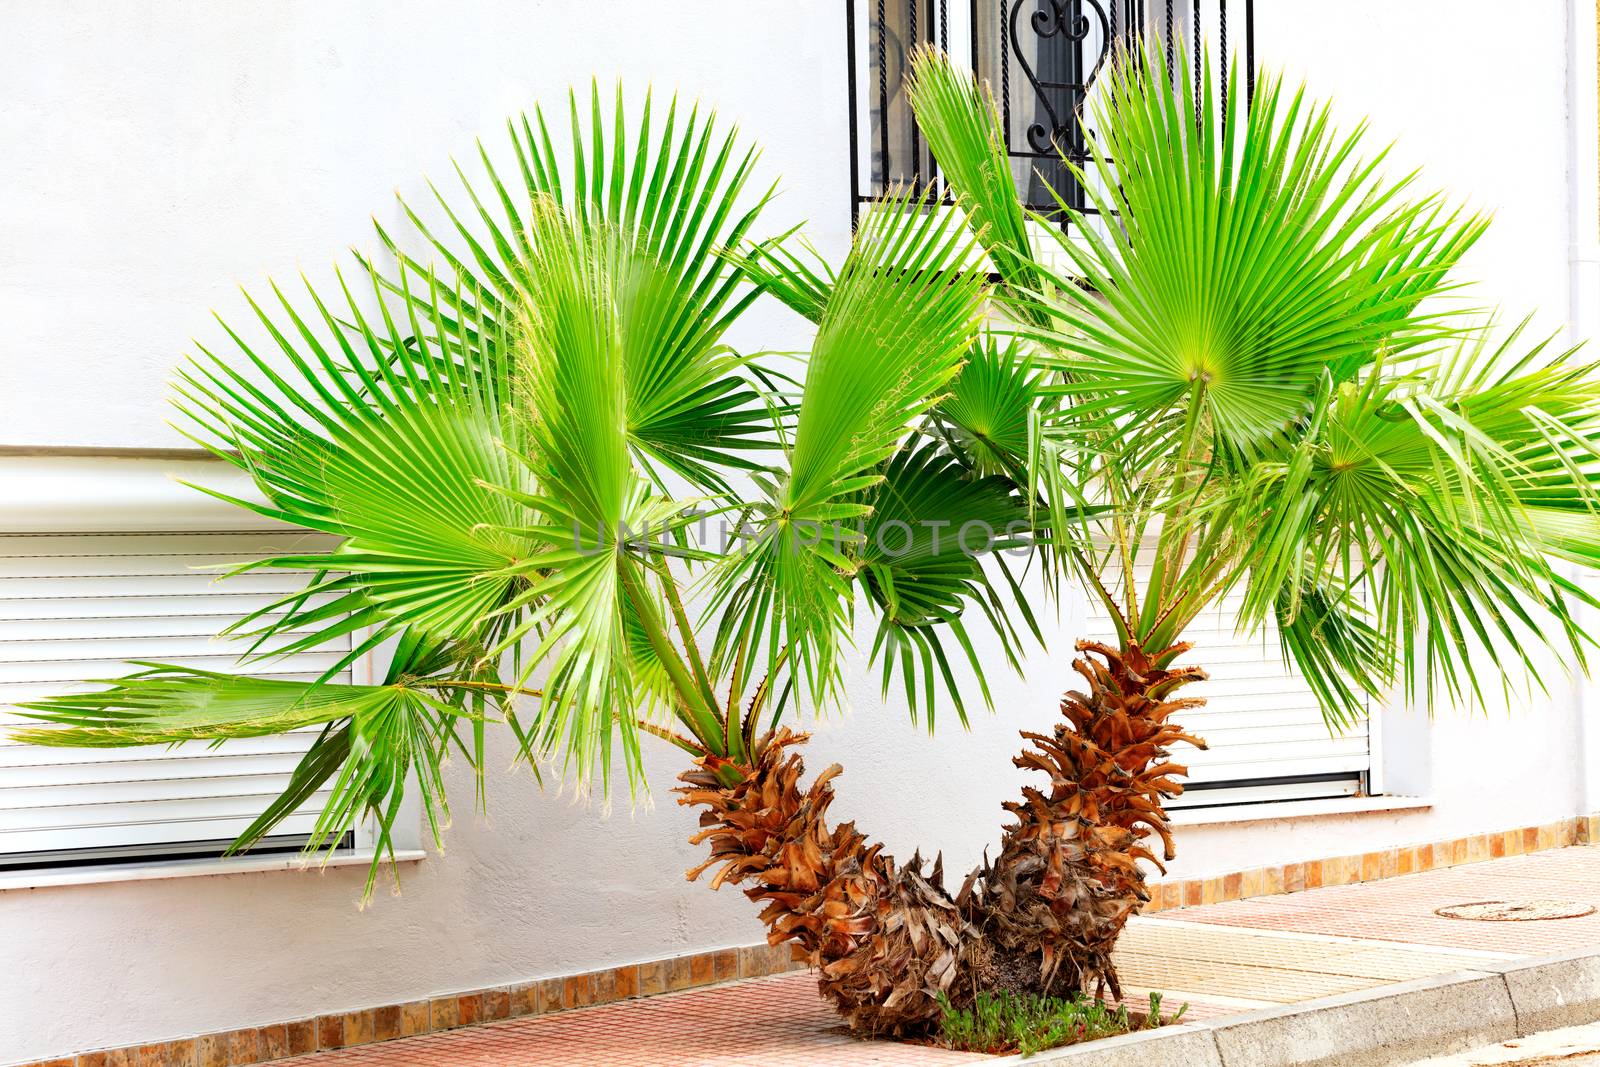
[677,638,1208,1035]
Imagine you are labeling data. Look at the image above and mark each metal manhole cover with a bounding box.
[1434,900,1596,921]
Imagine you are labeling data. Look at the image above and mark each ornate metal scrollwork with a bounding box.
[1008,0,1113,159]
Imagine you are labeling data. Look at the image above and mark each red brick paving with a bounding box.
[271,846,1600,1066]
[1175,847,1600,956]
[277,973,986,1067]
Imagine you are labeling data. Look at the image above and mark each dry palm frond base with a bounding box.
[677,638,1207,1037]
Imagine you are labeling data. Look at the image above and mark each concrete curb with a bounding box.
[1203,969,1514,1067]
[1478,946,1600,1034]
[1000,948,1600,1067]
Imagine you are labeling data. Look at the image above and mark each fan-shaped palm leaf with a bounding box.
[858,442,1034,725]
[14,662,461,897]
[1036,48,1485,454]
[710,189,988,703]
[381,83,781,494]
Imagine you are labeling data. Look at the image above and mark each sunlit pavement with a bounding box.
[1405,1020,1600,1065]
[276,846,1600,1065]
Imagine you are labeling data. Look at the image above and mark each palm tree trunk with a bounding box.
[676,639,1207,1035]
[973,638,1208,1001]
[677,728,981,1035]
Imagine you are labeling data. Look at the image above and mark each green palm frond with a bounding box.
[859,442,1035,726]
[1235,325,1600,713]
[515,204,639,532]
[1272,582,1395,730]
[171,263,534,671]
[782,192,986,517]
[15,663,462,898]
[904,47,1038,313]
[383,83,780,494]
[491,203,714,790]
[12,666,395,746]
[936,334,1043,479]
[712,188,989,704]
[1035,45,1485,453]
[272,402,533,640]
[735,225,836,324]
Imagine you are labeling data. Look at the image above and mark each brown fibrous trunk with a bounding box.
[677,728,976,1035]
[969,639,1208,1001]
[675,638,1207,1037]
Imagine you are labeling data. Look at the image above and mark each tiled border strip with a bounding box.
[17,813,1598,1067]
[1143,813,1600,913]
[12,943,805,1067]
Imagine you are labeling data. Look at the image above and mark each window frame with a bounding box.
[843,0,1258,230]
[0,452,420,886]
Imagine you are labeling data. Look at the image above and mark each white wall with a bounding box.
[1,1,1595,1062]
[0,0,848,449]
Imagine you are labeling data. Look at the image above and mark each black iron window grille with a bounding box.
[845,1,1255,229]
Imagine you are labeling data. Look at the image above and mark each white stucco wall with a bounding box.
[1,1,1597,1062]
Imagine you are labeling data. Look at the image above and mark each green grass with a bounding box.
[934,989,1187,1056]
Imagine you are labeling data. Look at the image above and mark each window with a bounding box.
[845,0,1257,228]
[0,460,368,871]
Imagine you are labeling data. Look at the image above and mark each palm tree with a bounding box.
[14,41,1600,1041]
[11,86,1041,1035]
[898,42,1600,1005]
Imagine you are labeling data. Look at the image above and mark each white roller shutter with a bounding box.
[0,529,363,868]
[1087,567,1370,809]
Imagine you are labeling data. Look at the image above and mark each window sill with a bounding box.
[0,453,278,532]
[0,849,426,892]
[1169,795,1433,828]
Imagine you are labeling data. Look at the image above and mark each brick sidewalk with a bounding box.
[269,846,1600,1066]
[1174,845,1600,956]
[275,973,981,1067]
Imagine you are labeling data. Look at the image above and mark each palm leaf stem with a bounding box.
[740,646,790,756]
[648,553,736,760]
[1068,544,1131,646]
[420,678,707,757]
[635,719,710,756]
[616,555,729,760]
[1109,470,1142,624]
[1147,555,1242,663]
[1142,380,1210,636]
[425,680,543,698]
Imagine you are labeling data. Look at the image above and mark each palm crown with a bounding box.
[14,85,1038,891]
[907,43,1600,720]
